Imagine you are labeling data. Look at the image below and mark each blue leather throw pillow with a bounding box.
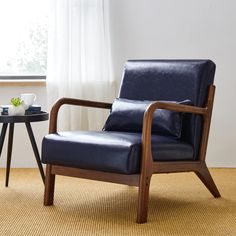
[104,98,191,138]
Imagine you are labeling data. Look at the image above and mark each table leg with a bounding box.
[25,122,45,184]
[5,123,14,187]
[0,123,8,157]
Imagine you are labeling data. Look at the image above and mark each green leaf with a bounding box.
[10,97,23,107]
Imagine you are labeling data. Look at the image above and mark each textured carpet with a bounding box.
[0,168,235,236]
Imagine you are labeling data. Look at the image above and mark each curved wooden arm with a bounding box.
[49,97,112,133]
[140,85,215,175]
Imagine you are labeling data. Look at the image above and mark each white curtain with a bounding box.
[46,0,116,131]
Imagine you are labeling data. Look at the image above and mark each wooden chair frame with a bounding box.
[44,85,220,223]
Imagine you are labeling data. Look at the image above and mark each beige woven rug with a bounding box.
[0,168,235,235]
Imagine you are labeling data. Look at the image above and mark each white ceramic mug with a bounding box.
[20,93,36,106]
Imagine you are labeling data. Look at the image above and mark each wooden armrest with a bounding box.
[142,101,207,138]
[49,97,112,133]
[140,84,215,171]
[140,102,207,169]
[145,101,206,119]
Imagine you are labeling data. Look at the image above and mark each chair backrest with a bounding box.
[118,60,216,159]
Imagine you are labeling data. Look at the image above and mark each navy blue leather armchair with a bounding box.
[42,60,220,223]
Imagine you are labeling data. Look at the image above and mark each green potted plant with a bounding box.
[8,97,26,116]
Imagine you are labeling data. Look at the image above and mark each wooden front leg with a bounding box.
[44,164,55,205]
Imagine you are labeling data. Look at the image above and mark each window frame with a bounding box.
[0,75,46,80]
[0,75,46,86]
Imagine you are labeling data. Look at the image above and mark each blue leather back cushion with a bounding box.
[104,98,191,138]
[119,60,215,107]
[118,60,215,159]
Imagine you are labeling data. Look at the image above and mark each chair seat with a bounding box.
[42,131,193,174]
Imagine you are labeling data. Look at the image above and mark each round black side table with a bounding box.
[0,112,49,187]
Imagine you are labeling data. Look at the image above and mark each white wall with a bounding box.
[0,0,235,168]
[109,0,236,167]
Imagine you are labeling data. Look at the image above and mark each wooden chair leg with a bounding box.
[136,175,151,223]
[44,164,55,205]
[195,165,221,198]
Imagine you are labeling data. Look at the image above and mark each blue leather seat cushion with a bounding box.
[42,131,193,174]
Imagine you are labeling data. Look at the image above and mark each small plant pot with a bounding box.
[8,105,25,116]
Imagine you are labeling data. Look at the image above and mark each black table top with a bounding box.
[0,111,49,123]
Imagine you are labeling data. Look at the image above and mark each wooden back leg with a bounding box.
[195,163,220,198]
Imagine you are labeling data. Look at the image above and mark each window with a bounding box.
[0,0,48,80]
